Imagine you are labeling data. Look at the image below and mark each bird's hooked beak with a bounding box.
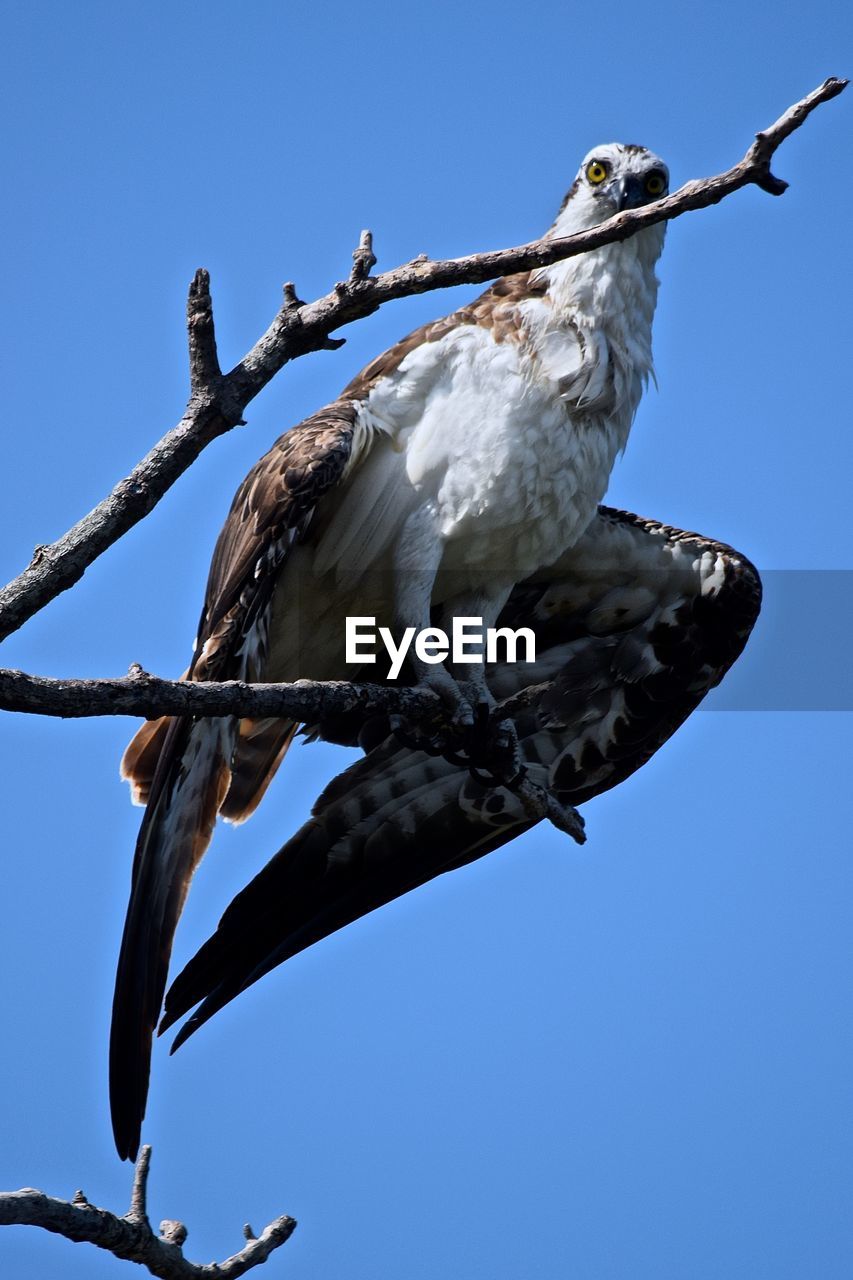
[614,174,647,212]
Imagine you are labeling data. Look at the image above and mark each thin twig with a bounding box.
[128,1143,151,1220]
[186,269,223,395]
[516,775,586,844]
[350,229,377,282]
[0,1146,296,1280]
[0,77,844,646]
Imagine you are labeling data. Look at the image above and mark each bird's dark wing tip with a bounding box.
[157,1009,178,1037]
[111,1119,140,1163]
[168,1016,199,1055]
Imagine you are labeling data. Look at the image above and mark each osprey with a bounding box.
[111,144,759,1161]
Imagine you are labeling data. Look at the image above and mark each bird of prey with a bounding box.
[111,142,721,1161]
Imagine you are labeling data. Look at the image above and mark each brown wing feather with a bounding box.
[120,715,173,807]
[219,718,301,823]
[160,508,761,1048]
[110,400,359,1160]
[341,272,547,399]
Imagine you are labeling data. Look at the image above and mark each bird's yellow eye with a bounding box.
[586,160,609,185]
[645,171,666,197]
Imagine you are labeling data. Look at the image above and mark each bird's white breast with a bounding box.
[360,231,661,586]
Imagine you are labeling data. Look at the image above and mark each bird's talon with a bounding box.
[473,699,491,734]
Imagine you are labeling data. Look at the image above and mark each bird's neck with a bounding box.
[538,218,665,390]
[545,211,664,317]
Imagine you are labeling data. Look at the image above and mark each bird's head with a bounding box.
[553,143,669,234]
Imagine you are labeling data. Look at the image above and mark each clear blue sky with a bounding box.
[1,4,851,1278]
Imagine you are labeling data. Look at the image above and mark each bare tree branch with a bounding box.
[0,1146,296,1280]
[0,76,844,646]
[0,662,439,722]
[0,663,587,841]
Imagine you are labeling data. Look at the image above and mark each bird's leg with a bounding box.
[440,584,522,778]
[388,507,475,749]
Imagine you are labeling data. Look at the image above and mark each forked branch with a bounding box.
[0,77,844,646]
[0,1146,296,1280]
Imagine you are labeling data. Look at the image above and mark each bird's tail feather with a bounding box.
[109,715,235,1160]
